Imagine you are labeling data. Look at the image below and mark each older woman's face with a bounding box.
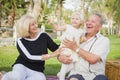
[29,21,38,34]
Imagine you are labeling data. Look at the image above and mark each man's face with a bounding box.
[86,15,102,35]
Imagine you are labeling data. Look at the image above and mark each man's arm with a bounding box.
[57,54,72,64]
[76,48,100,64]
[63,38,101,64]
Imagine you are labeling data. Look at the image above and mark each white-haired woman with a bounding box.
[2,15,59,80]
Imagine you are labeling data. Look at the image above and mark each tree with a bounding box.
[0,0,2,27]
[27,0,41,20]
[81,0,93,20]
[0,0,29,27]
[8,0,15,27]
[105,0,120,35]
[56,0,63,37]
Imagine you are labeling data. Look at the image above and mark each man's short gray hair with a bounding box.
[93,13,105,25]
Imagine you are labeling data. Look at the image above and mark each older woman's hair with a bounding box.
[16,14,36,38]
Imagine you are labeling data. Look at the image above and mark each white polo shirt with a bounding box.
[69,33,110,80]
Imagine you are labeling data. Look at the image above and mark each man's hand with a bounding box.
[58,54,72,64]
[63,38,78,51]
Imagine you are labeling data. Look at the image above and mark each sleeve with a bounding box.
[45,33,59,52]
[17,39,42,62]
[93,37,110,62]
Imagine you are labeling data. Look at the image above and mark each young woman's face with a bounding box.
[71,14,82,28]
[29,21,38,34]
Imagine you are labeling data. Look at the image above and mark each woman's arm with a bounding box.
[41,48,61,61]
[17,40,43,61]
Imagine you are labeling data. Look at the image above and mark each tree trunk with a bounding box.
[107,26,110,35]
[27,0,41,20]
[0,1,2,27]
[117,25,120,36]
[56,0,62,38]
[8,3,15,27]
[107,18,113,35]
[81,0,92,20]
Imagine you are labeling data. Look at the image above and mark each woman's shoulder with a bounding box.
[39,32,52,39]
[40,32,49,36]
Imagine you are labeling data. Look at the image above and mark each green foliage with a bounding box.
[105,0,120,25]
[45,24,53,32]
[100,27,108,35]
[38,16,53,32]
[1,0,29,20]
[40,15,48,24]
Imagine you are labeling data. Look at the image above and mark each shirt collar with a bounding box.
[23,32,43,41]
[95,32,102,38]
[86,32,101,42]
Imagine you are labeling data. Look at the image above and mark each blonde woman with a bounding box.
[2,15,59,80]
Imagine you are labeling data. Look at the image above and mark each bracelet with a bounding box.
[75,48,80,53]
[46,54,51,58]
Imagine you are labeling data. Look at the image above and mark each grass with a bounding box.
[0,35,120,75]
[106,35,120,60]
[0,46,18,71]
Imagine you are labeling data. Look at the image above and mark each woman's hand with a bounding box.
[41,54,50,61]
[41,47,63,61]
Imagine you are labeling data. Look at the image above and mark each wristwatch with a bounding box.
[75,48,80,53]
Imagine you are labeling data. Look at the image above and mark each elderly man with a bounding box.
[58,13,110,80]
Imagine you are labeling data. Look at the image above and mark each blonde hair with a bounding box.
[71,12,84,21]
[16,14,36,38]
[71,12,84,28]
